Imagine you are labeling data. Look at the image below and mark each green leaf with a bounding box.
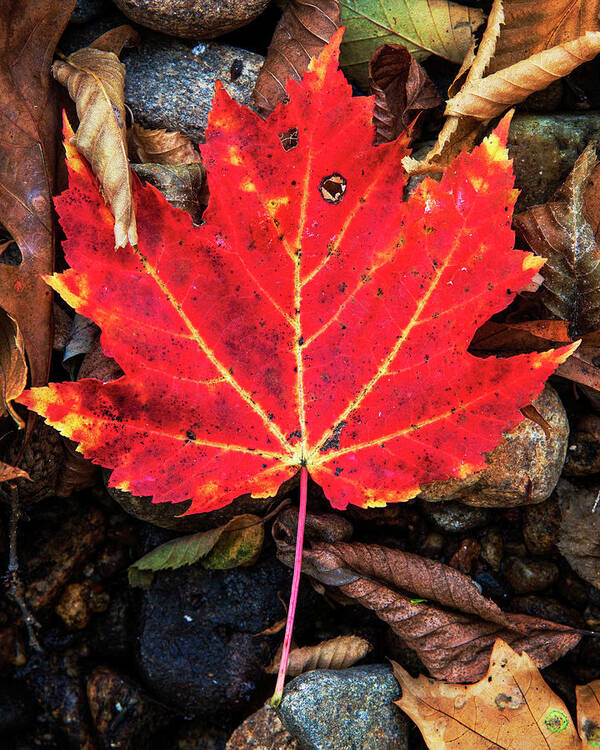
[128,513,264,587]
[339,0,485,88]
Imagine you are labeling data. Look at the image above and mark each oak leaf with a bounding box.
[393,639,598,749]
[20,31,575,515]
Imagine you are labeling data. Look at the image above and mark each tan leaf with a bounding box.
[393,639,581,749]
[577,680,600,749]
[52,46,135,248]
[0,460,30,482]
[130,123,201,165]
[446,32,600,121]
[490,0,600,73]
[252,0,341,118]
[0,308,28,428]
[266,634,372,675]
[88,24,140,55]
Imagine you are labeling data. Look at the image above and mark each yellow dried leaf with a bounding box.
[52,47,135,248]
[266,635,372,676]
[130,124,202,166]
[446,31,600,120]
[0,308,28,429]
[577,680,600,749]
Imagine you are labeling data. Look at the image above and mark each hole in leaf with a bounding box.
[319,174,346,204]
[278,127,298,151]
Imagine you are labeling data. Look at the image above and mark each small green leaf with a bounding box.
[128,514,264,587]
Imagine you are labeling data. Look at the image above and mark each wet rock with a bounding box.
[70,0,111,24]
[509,595,584,628]
[55,582,110,630]
[556,480,600,590]
[509,112,600,210]
[564,414,600,476]
[124,36,263,142]
[0,682,33,733]
[522,499,560,556]
[479,528,503,572]
[503,557,559,594]
[277,665,409,750]
[226,705,299,749]
[113,0,269,38]
[88,588,132,659]
[87,666,172,750]
[419,386,568,507]
[137,556,293,718]
[420,501,491,533]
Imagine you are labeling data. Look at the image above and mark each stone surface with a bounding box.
[564,413,600,476]
[556,480,600,590]
[113,0,270,38]
[137,557,292,718]
[479,527,503,571]
[124,36,263,142]
[509,112,600,210]
[503,557,559,594]
[70,0,111,24]
[508,595,584,628]
[226,705,299,749]
[420,501,491,533]
[277,665,408,750]
[419,386,569,507]
[522,499,560,556]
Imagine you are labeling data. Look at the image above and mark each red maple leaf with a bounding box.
[20,31,573,515]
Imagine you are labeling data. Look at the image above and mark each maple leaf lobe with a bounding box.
[20,31,573,514]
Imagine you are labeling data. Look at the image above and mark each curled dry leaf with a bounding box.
[515,145,600,338]
[266,634,372,675]
[0,0,75,385]
[52,46,135,248]
[340,0,485,89]
[88,24,140,56]
[0,461,30,482]
[252,0,341,118]
[393,639,586,749]
[129,514,264,587]
[369,44,441,144]
[0,308,28,428]
[130,123,201,165]
[274,512,581,682]
[556,481,600,590]
[576,680,600,749]
[446,32,600,121]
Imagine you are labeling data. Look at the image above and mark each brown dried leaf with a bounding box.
[557,481,600,590]
[0,461,30,482]
[446,32,600,121]
[274,513,581,682]
[266,634,372,675]
[131,163,206,224]
[369,44,441,144]
[226,705,299,750]
[515,145,600,337]
[130,124,201,165]
[52,45,135,248]
[490,0,600,74]
[252,0,341,118]
[393,639,582,749]
[0,0,75,385]
[0,308,28,428]
[577,680,600,749]
[55,437,98,498]
[88,24,140,56]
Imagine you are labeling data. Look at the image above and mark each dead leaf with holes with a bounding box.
[130,123,202,165]
[266,634,372,675]
[0,308,28,429]
[394,639,600,749]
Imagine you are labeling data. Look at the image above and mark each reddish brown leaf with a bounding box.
[0,0,75,384]
[130,124,202,166]
[369,44,441,145]
[0,461,30,482]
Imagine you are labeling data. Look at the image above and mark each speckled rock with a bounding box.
[277,665,409,750]
[503,557,559,594]
[226,705,299,749]
[419,386,568,507]
[420,501,491,533]
[564,413,600,476]
[509,112,600,210]
[479,527,503,571]
[522,499,560,556]
[124,36,263,142]
[113,0,270,38]
[70,0,112,24]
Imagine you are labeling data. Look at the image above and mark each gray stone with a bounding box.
[419,386,569,507]
[509,112,600,210]
[277,665,409,750]
[503,557,559,594]
[124,36,264,142]
[420,501,491,534]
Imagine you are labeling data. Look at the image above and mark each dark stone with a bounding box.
[420,500,491,533]
[508,595,584,629]
[503,557,559,594]
[522,499,560,556]
[137,556,293,719]
[70,0,112,24]
[277,665,409,750]
[564,414,600,476]
[0,682,33,734]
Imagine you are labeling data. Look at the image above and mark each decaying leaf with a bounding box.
[130,123,201,165]
[274,511,581,682]
[340,0,485,89]
[393,639,585,749]
[0,308,28,428]
[369,44,441,144]
[515,145,600,337]
[21,32,574,515]
[0,0,75,385]
[577,680,600,749]
[0,461,30,483]
[557,481,600,590]
[252,0,341,117]
[128,514,264,587]
[490,0,600,73]
[87,24,140,56]
[52,43,135,248]
[266,634,372,675]
[446,32,600,121]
